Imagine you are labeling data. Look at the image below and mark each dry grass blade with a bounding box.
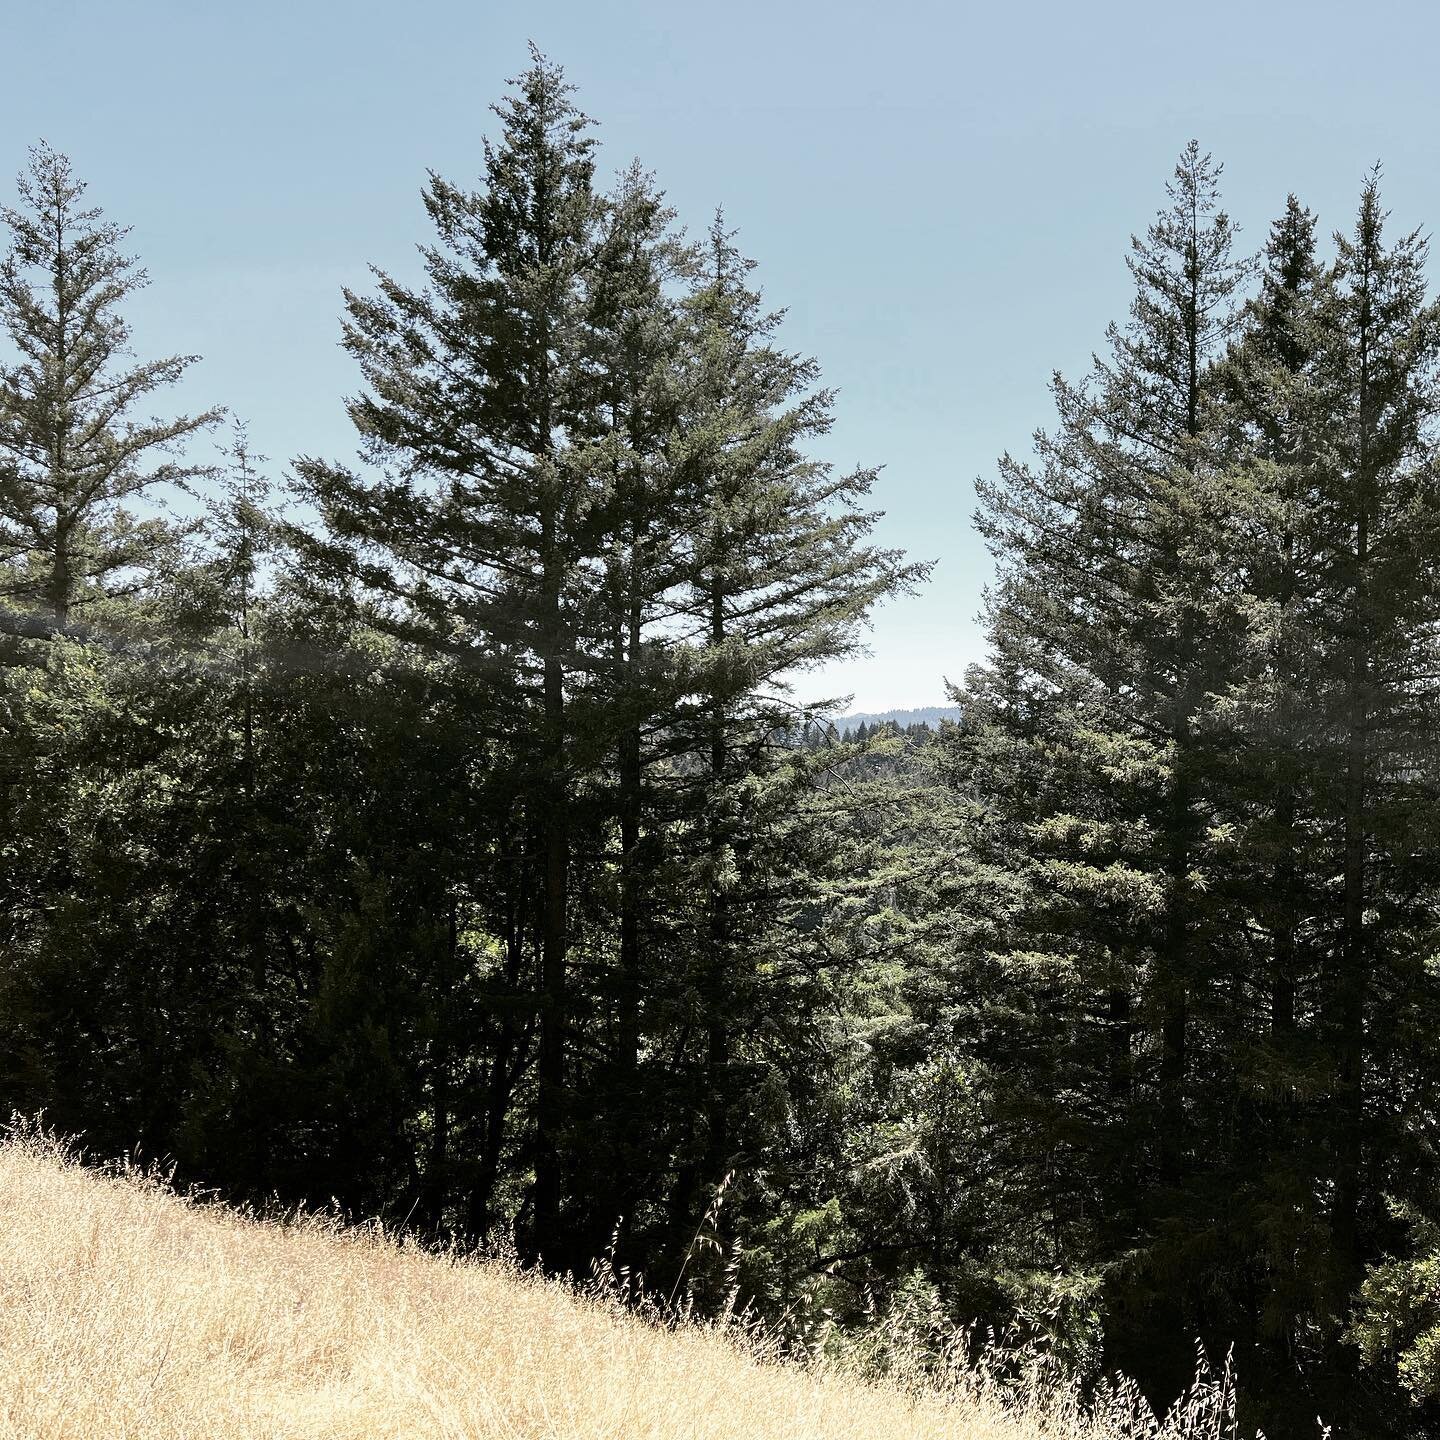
[0,1129,1264,1439]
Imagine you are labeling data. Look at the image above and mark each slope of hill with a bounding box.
[0,1134,1242,1439]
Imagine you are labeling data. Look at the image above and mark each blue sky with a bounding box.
[3,0,1436,709]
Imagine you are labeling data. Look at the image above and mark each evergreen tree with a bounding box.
[1306,179,1440,1328]
[943,157,1440,1434]
[291,48,609,1263]
[1209,194,1336,1388]
[290,68,919,1279]
[951,140,1253,1397]
[0,143,220,630]
[650,214,922,1281]
[571,161,695,1254]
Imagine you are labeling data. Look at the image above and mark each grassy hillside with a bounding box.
[0,1134,1239,1439]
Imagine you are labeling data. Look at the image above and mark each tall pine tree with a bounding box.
[0,143,220,630]
[952,140,1252,1399]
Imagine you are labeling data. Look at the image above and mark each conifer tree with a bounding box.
[1307,179,1440,1313]
[292,48,619,1263]
[654,214,921,1269]
[573,162,696,1251]
[0,143,220,629]
[946,156,1440,1432]
[1190,178,1440,1430]
[953,141,1250,1393]
[1209,194,1335,1373]
[1221,195,1323,1044]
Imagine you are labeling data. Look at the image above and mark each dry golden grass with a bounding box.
[0,1131,1243,1439]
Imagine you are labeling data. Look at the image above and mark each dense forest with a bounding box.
[7,49,1440,1438]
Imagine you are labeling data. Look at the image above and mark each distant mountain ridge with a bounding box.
[832,705,959,735]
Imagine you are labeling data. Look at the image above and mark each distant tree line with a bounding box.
[835,706,961,736]
[5,51,1440,1440]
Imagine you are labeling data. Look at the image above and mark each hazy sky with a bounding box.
[4,0,1437,709]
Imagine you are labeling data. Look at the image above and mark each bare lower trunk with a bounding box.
[533,642,568,1266]
[49,527,72,629]
[1159,744,1191,1183]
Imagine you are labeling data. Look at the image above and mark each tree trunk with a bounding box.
[533,638,568,1265]
[1333,567,1369,1292]
[470,884,529,1244]
[1332,308,1373,1297]
[703,578,731,1187]
[49,524,72,629]
[617,544,644,1082]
